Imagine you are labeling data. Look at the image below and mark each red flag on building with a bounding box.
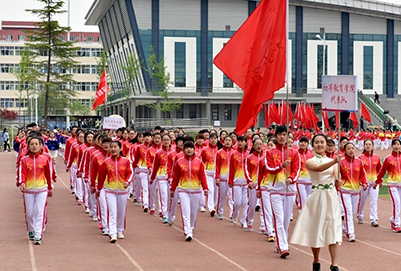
[349,112,359,127]
[360,103,371,122]
[213,0,287,135]
[92,69,109,111]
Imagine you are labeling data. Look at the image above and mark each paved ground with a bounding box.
[1,150,400,271]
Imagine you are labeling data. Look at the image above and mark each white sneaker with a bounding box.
[92,217,98,222]
[358,217,364,224]
[168,219,174,226]
[110,235,117,243]
[241,223,247,229]
[348,236,356,242]
[185,234,192,242]
[200,207,206,212]
[85,208,90,214]
[371,220,379,227]
[102,230,109,236]
[117,233,124,239]
[232,219,237,225]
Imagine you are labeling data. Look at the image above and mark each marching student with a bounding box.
[374,138,401,232]
[201,133,219,214]
[150,134,171,223]
[66,130,85,204]
[128,132,144,204]
[229,136,249,228]
[97,141,133,243]
[90,137,112,235]
[215,136,234,219]
[339,142,368,242]
[76,131,94,213]
[357,139,382,227]
[19,136,52,245]
[170,141,208,241]
[265,126,300,258]
[297,137,314,211]
[45,131,60,170]
[146,133,162,215]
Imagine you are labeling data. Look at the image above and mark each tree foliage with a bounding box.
[24,0,79,127]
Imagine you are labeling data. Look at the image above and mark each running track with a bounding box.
[0,152,399,271]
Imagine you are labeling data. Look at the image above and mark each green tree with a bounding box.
[146,47,183,125]
[24,0,79,127]
[14,47,40,125]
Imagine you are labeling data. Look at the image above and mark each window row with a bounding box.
[0,63,99,75]
[0,81,98,91]
[0,98,28,108]
[0,46,102,57]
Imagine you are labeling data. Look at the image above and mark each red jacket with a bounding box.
[358,152,381,183]
[245,151,263,184]
[150,146,171,181]
[298,148,314,183]
[201,143,218,173]
[97,156,133,191]
[215,146,234,180]
[67,142,82,169]
[146,144,161,171]
[64,135,76,163]
[133,143,149,170]
[170,155,208,192]
[376,152,401,186]
[82,146,99,181]
[228,148,249,186]
[167,148,182,180]
[77,142,91,175]
[19,153,52,191]
[339,156,367,191]
[90,149,110,188]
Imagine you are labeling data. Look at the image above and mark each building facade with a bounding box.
[85,0,401,128]
[0,20,102,124]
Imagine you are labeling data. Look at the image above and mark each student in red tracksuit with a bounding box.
[374,138,401,232]
[167,136,185,226]
[150,134,171,223]
[229,136,249,228]
[66,130,85,202]
[97,141,133,243]
[146,133,162,215]
[201,133,218,214]
[265,126,300,258]
[357,139,382,227]
[297,137,314,211]
[76,131,94,212]
[90,137,112,235]
[245,137,264,232]
[215,136,234,220]
[64,126,78,165]
[128,132,144,204]
[339,142,368,242]
[170,141,208,241]
[19,136,52,245]
[195,134,204,157]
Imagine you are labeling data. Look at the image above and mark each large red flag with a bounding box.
[322,110,330,130]
[360,103,371,122]
[213,0,287,135]
[349,112,359,127]
[270,103,280,124]
[92,69,109,111]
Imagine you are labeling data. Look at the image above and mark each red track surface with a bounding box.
[1,151,400,271]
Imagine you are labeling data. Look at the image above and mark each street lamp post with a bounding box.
[316,28,326,132]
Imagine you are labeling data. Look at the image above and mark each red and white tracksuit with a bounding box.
[245,151,265,231]
[150,146,171,219]
[128,142,141,202]
[265,145,300,254]
[77,143,91,209]
[133,143,150,210]
[170,155,208,237]
[215,146,234,216]
[64,136,76,188]
[146,144,162,213]
[376,152,401,229]
[339,156,368,238]
[167,149,183,222]
[19,153,52,239]
[357,152,382,223]
[66,141,82,200]
[97,156,133,237]
[82,145,100,218]
[257,155,274,237]
[201,143,218,211]
[296,149,314,210]
[229,149,250,226]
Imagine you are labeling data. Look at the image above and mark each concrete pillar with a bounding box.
[156,100,161,121]
[130,100,136,120]
[206,100,211,126]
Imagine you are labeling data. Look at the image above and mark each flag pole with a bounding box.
[338,111,341,180]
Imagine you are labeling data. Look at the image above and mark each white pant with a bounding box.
[296,183,312,210]
[157,178,169,218]
[260,189,274,236]
[270,193,296,253]
[232,185,248,225]
[178,189,201,236]
[339,190,359,238]
[139,172,149,209]
[83,180,90,209]
[217,181,229,215]
[24,190,48,239]
[134,173,141,202]
[206,175,218,211]
[97,189,108,231]
[105,190,128,236]
[70,166,77,191]
[89,190,97,218]
[388,186,401,228]
[168,189,179,222]
[357,184,379,222]
[76,177,83,202]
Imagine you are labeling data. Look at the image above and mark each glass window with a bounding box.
[212,104,219,120]
[175,42,186,87]
[87,36,93,42]
[363,46,373,89]
[224,104,232,121]
[176,105,184,118]
[18,35,24,41]
[189,104,196,119]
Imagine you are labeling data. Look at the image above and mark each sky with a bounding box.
[0,0,98,32]
[1,0,401,32]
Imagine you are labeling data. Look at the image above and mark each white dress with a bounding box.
[290,154,342,247]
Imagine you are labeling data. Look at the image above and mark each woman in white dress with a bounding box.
[290,134,342,271]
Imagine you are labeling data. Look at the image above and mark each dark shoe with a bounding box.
[330,265,339,271]
[280,250,289,258]
[255,205,260,212]
[313,262,320,271]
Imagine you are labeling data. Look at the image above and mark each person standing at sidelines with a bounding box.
[215,136,234,220]
[339,142,368,242]
[170,141,208,241]
[357,139,382,227]
[374,138,401,232]
[97,141,133,243]
[229,136,249,228]
[265,125,300,258]
[201,133,219,214]
[296,137,314,211]
[150,134,171,223]
[19,136,52,245]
